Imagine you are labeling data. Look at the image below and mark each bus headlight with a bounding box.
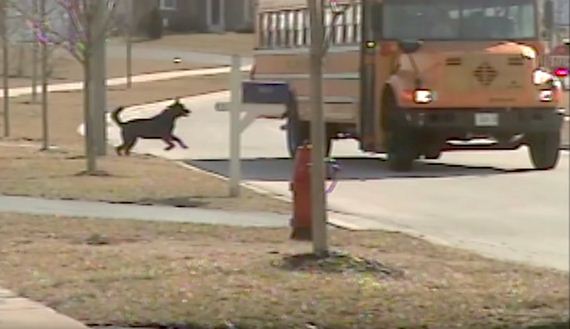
[413,89,433,104]
[538,90,554,102]
[532,69,553,85]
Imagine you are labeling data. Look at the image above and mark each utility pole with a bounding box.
[126,0,132,88]
[31,0,39,103]
[91,0,107,156]
[307,0,328,256]
[1,0,9,138]
[40,0,49,150]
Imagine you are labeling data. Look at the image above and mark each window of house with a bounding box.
[159,0,177,10]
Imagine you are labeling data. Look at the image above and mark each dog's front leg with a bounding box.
[171,135,188,149]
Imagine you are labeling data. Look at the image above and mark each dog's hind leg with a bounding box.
[162,136,176,151]
[171,135,188,149]
[123,138,137,156]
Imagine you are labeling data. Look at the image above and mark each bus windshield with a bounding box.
[382,0,537,41]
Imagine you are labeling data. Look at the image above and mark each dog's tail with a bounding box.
[111,107,125,126]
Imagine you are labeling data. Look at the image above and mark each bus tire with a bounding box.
[384,91,416,171]
[286,110,332,158]
[387,129,416,171]
[286,109,309,158]
[528,130,560,170]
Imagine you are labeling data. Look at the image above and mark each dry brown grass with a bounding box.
[0,213,567,329]
[0,145,288,213]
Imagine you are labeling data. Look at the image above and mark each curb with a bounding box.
[175,161,375,232]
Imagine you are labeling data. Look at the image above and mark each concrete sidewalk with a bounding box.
[0,65,251,99]
[0,195,289,228]
[0,288,87,329]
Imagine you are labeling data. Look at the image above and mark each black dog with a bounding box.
[112,99,191,156]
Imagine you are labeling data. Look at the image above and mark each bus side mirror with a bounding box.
[543,0,554,32]
[398,40,423,54]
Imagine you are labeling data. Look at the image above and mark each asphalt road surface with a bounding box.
[107,91,570,271]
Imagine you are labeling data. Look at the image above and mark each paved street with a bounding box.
[106,91,570,271]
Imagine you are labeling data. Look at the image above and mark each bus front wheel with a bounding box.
[385,94,417,172]
[527,130,560,170]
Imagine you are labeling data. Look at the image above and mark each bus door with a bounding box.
[359,0,379,151]
[359,0,388,151]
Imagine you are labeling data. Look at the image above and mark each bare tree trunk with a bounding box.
[31,0,39,103]
[83,59,96,173]
[83,2,96,173]
[308,0,328,256]
[91,0,107,156]
[1,0,10,138]
[126,0,133,88]
[40,0,49,150]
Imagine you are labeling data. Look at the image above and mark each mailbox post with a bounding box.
[215,55,287,197]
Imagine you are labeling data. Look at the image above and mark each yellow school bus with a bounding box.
[251,0,564,171]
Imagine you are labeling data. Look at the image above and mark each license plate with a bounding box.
[475,113,499,127]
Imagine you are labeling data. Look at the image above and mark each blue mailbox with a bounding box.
[242,81,290,105]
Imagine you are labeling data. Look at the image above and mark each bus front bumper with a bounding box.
[402,108,565,136]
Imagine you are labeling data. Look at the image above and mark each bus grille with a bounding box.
[473,62,498,86]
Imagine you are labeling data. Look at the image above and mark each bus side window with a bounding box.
[260,13,269,48]
[296,10,305,46]
[268,12,276,48]
[305,10,311,45]
[325,7,333,44]
[289,10,296,47]
[355,3,362,43]
[274,12,281,47]
[345,5,354,44]
[279,11,287,47]
[334,9,346,44]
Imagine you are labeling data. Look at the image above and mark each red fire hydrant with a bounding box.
[290,143,313,241]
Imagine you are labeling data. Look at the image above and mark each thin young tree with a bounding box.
[1,0,9,138]
[11,0,118,173]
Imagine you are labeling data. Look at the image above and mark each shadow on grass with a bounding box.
[520,321,570,329]
[271,251,404,278]
[88,319,570,329]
